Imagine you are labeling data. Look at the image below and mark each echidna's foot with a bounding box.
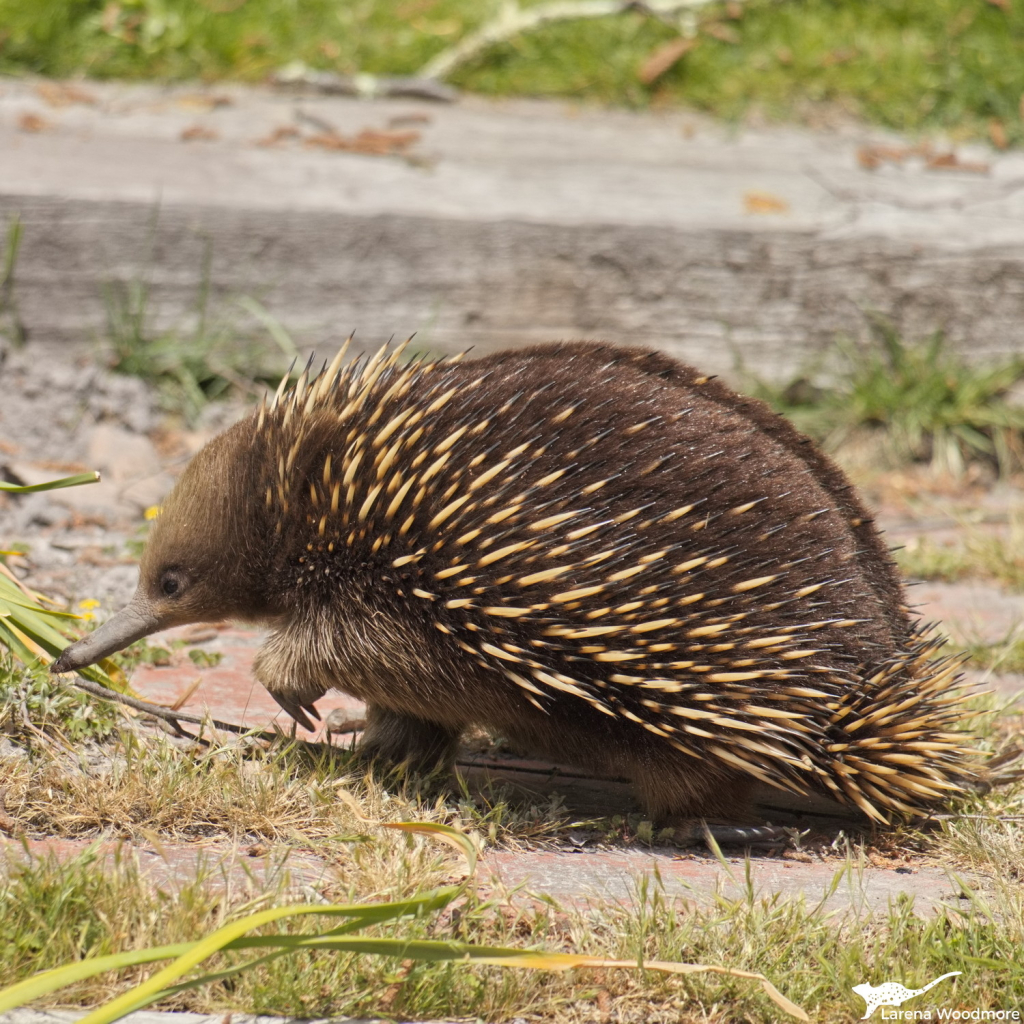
[356,705,463,776]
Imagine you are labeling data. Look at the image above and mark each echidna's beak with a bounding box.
[51,590,163,674]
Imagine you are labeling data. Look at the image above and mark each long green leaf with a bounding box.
[76,887,463,1024]
[0,471,100,493]
[0,945,195,1013]
[0,886,462,1015]
[0,568,126,690]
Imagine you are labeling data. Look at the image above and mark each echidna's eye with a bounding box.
[161,573,181,597]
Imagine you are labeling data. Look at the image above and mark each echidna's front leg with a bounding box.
[356,705,463,775]
[252,633,327,733]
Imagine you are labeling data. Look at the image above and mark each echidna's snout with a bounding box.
[51,587,165,673]
[53,420,276,676]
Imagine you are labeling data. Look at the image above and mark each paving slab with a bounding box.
[3,836,335,895]
[0,832,981,921]
[3,79,1024,374]
[482,848,980,917]
[910,581,1023,646]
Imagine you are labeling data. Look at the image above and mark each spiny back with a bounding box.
[258,340,903,657]
[245,340,972,820]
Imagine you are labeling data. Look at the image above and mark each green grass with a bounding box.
[963,633,1024,676]
[894,516,1024,592]
[0,656,120,744]
[0,215,25,349]
[2,1,1024,143]
[103,257,298,425]
[749,324,1024,477]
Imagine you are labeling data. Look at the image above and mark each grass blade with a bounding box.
[74,887,463,1024]
[0,472,100,493]
[0,945,195,1014]
[381,821,478,875]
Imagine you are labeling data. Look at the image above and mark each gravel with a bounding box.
[0,341,244,611]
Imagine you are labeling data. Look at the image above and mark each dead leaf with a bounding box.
[181,125,219,142]
[725,1,744,18]
[821,47,856,67]
[305,128,420,157]
[35,81,96,107]
[985,0,1010,10]
[857,143,910,170]
[704,22,740,44]
[856,142,935,170]
[170,676,203,711]
[989,119,1008,150]
[254,125,301,147]
[925,151,990,174]
[743,190,789,215]
[638,37,697,86]
[17,113,51,133]
[176,93,232,112]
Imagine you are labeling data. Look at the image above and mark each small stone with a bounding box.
[324,709,365,734]
[86,425,161,485]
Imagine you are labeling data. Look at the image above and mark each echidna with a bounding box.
[53,341,978,825]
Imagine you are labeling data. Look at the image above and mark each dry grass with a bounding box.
[0,724,570,851]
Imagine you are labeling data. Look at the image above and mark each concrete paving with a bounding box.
[0,827,987,921]
[482,848,980,917]
[3,79,1024,374]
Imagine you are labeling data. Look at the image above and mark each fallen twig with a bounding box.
[66,676,364,742]
[270,65,458,103]
[419,0,730,81]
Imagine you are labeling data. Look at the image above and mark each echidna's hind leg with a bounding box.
[633,764,790,846]
[356,705,463,775]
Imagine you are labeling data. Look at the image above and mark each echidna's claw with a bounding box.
[269,691,317,732]
[703,823,792,847]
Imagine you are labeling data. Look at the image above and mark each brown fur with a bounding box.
[75,342,978,823]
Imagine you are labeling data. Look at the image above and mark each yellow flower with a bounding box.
[144,506,162,521]
[77,598,100,621]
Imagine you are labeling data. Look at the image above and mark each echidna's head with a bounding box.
[52,419,278,674]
